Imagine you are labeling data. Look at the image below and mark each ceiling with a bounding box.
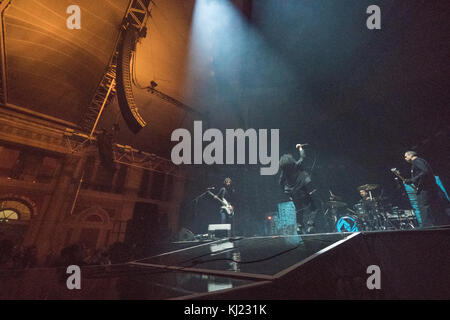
[4,0,129,123]
[2,0,449,164]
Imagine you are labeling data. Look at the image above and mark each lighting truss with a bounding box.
[63,128,183,178]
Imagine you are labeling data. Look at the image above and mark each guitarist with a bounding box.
[216,178,235,226]
[403,151,447,227]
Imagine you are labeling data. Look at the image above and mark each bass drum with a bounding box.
[336,215,361,233]
[353,203,366,215]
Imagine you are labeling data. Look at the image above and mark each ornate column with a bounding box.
[165,175,186,234]
[115,166,143,242]
[31,154,86,261]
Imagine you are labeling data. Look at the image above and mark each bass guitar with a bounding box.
[390,168,418,191]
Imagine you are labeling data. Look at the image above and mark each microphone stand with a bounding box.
[192,189,213,217]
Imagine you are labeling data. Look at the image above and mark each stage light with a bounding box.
[210,241,234,253]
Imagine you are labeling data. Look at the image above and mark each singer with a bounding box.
[278,144,321,234]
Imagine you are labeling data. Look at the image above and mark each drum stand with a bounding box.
[323,206,341,233]
[376,210,396,230]
[372,196,397,231]
[396,211,416,230]
[325,206,339,220]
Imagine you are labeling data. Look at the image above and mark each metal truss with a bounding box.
[81,0,206,135]
[126,0,152,32]
[63,128,183,178]
[80,52,117,133]
[147,85,204,118]
[80,0,154,134]
[113,143,180,177]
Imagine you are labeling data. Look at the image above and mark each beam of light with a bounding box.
[184,0,248,102]
[184,0,297,115]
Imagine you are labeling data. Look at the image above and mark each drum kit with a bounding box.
[324,184,417,233]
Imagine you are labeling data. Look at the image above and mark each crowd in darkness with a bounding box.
[0,241,39,269]
[0,213,173,269]
[0,239,145,269]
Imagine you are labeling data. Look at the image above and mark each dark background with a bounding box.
[176,0,450,236]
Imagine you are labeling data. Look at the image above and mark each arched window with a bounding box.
[0,199,32,222]
[85,215,103,223]
[0,209,20,221]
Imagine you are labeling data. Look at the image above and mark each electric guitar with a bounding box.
[207,191,234,216]
[390,168,418,191]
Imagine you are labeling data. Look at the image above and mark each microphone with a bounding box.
[206,186,215,190]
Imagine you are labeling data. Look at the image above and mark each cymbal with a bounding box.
[358,184,379,191]
[326,201,348,208]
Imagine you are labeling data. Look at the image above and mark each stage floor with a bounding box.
[99,232,356,299]
[1,227,448,299]
[131,233,352,277]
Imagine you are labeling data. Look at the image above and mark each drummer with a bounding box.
[355,185,378,212]
[359,188,371,202]
[351,186,371,230]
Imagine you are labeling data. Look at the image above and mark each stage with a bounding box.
[0,227,449,300]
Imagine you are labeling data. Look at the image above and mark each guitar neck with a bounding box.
[392,171,418,191]
[208,191,228,206]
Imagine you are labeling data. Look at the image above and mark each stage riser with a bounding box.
[193,229,450,299]
[1,229,448,299]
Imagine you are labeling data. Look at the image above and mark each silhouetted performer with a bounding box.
[216,178,235,225]
[404,151,449,227]
[279,144,320,234]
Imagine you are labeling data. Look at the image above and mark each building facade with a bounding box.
[0,107,186,263]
